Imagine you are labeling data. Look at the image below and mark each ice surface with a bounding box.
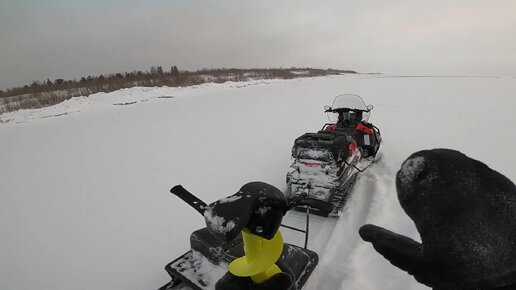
[1,75,516,290]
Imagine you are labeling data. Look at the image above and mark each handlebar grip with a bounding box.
[170,185,207,215]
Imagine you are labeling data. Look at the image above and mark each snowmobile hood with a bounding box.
[203,182,287,242]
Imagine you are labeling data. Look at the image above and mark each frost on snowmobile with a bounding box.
[160,182,331,290]
[286,94,382,217]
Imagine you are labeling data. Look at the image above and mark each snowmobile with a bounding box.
[159,182,332,290]
[286,94,382,217]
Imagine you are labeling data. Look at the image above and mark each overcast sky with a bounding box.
[1,0,515,89]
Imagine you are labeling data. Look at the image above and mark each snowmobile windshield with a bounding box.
[327,94,371,122]
[297,148,333,162]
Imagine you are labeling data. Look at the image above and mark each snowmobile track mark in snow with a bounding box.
[304,167,383,290]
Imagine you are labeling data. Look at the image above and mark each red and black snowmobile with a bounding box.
[286,94,382,217]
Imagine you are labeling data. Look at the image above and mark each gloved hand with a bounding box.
[359,149,516,290]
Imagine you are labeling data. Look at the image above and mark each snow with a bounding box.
[291,71,310,75]
[1,74,516,290]
[293,162,334,183]
[203,209,236,235]
[172,250,227,289]
[298,149,332,160]
[217,195,242,204]
[255,206,271,216]
[398,156,426,187]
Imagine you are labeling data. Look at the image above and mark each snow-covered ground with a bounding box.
[1,74,515,290]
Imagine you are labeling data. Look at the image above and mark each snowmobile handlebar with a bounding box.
[324,107,371,114]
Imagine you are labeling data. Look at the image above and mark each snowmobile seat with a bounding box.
[316,127,354,140]
[318,129,333,134]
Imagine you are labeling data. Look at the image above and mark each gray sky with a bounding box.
[1,0,515,90]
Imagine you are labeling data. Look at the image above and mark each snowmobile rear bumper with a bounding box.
[287,172,357,217]
[287,183,338,217]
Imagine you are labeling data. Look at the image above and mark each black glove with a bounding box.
[359,149,516,290]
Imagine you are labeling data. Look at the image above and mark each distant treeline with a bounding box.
[0,67,356,114]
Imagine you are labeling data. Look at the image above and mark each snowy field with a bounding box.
[1,74,516,290]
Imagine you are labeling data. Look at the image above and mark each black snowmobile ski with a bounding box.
[160,183,327,290]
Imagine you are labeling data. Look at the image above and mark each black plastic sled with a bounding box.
[160,182,331,290]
